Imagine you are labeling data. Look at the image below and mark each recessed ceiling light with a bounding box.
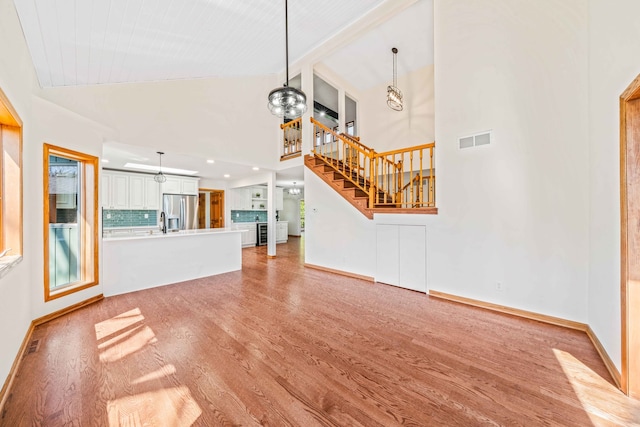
[101,159,109,163]
[207,159,215,164]
[252,167,259,171]
[123,163,198,175]
[224,174,230,178]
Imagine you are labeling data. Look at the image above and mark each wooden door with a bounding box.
[198,192,206,229]
[210,190,224,228]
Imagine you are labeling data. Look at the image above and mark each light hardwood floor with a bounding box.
[1,238,639,426]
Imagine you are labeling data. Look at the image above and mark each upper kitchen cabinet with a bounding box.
[103,171,129,209]
[231,187,252,210]
[163,176,199,195]
[230,186,285,211]
[129,175,160,210]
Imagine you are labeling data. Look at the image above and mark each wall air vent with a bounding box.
[459,131,493,149]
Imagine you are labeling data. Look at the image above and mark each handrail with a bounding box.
[376,142,435,157]
[310,117,374,195]
[340,132,373,154]
[309,117,436,211]
[280,117,302,160]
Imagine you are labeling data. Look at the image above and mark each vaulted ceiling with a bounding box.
[14,0,434,184]
[13,0,389,87]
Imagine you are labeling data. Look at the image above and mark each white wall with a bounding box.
[433,0,589,321]
[304,169,376,276]
[360,64,435,152]
[37,74,282,170]
[0,0,117,389]
[587,0,640,372]
[30,96,112,319]
[0,0,34,393]
[283,194,302,235]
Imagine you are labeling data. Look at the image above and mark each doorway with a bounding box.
[198,189,225,229]
[620,73,640,398]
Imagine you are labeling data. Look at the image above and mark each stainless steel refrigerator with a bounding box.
[162,194,198,231]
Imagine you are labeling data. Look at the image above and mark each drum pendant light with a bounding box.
[387,47,403,111]
[267,0,308,119]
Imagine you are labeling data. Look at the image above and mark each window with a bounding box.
[346,121,355,136]
[0,86,23,263]
[44,144,98,301]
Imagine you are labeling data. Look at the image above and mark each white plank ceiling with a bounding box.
[13,0,387,87]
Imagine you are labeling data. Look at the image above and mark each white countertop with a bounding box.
[103,227,244,241]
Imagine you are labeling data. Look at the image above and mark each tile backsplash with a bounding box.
[231,210,273,223]
[103,210,157,228]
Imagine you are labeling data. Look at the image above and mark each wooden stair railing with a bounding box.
[372,143,436,209]
[311,118,376,196]
[280,117,302,160]
[308,117,437,217]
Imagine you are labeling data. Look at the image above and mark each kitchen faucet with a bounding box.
[160,211,167,234]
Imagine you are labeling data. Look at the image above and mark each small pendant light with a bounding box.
[267,0,308,119]
[387,47,403,111]
[154,151,167,183]
[289,181,300,195]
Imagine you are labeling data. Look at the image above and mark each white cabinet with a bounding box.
[276,187,284,211]
[250,186,267,210]
[232,188,252,210]
[231,186,284,211]
[375,224,426,293]
[276,222,288,243]
[129,175,160,210]
[163,177,181,194]
[102,172,129,209]
[162,176,199,195]
[181,178,199,195]
[236,223,257,247]
[144,177,160,209]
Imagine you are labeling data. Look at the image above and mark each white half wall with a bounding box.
[432,0,589,321]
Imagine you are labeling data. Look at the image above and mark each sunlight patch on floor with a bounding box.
[553,348,640,426]
[107,386,202,427]
[95,308,145,340]
[98,325,158,363]
[131,364,177,386]
[96,309,203,425]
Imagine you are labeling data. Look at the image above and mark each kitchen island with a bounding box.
[102,228,244,296]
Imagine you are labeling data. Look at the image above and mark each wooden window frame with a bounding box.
[0,86,23,258]
[43,143,99,301]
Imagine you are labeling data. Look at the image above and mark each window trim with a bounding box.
[43,143,99,301]
[0,85,23,262]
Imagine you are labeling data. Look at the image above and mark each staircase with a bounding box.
[304,118,437,219]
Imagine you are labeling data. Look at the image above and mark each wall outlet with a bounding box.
[106,213,111,219]
[144,213,149,219]
[496,282,504,292]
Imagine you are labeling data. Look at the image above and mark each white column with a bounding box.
[301,63,314,156]
[338,88,346,135]
[267,172,277,257]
